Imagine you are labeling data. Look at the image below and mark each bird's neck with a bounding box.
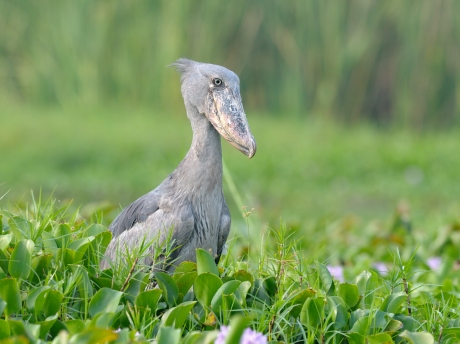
[174,106,223,196]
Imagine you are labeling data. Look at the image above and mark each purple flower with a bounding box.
[373,262,389,276]
[215,326,267,344]
[327,265,344,282]
[427,257,442,270]
[215,326,229,344]
[240,328,267,344]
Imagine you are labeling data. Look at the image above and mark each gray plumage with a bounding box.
[101,59,256,271]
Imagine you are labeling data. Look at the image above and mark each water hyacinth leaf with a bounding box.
[38,314,58,339]
[42,231,59,257]
[27,286,50,313]
[263,276,277,296]
[90,312,115,328]
[399,330,434,344]
[236,281,252,306]
[194,272,223,309]
[8,319,37,342]
[0,299,6,317]
[289,288,317,318]
[84,223,107,237]
[135,289,162,312]
[364,271,379,308]
[354,271,371,294]
[182,330,219,344]
[8,216,31,241]
[224,315,251,344]
[0,319,10,340]
[0,250,8,275]
[29,254,52,284]
[175,271,198,296]
[64,319,85,336]
[70,264,94,299]
[394,314,418,332]
[211,280,241,314]
[384,319,403,334]
[366,333,393,344]
[196,248,219,276]
[157,326,181,344]
[161,301,196,328]
[53,224,72,248]
[0,233,12,251]
[379,292,407,313]
[328,296,349,330]
[0,278,21,317]
[173,261,197,280]
[88,288,123,317]
[350,315,371,335]
[68,237,94,263]
[154,271,179,307]
[8,239,34,279]
[252,279,271,305]
[317,262,334,294]
[300,298,324,328]
[338,283,360,309]
[35,289,64,319]
[232,270,254,286]
[68,328,117,344]
[123,271,148,303]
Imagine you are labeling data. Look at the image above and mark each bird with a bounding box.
[100,58,256,272]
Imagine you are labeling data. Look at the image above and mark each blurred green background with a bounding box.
[1,0,459,237]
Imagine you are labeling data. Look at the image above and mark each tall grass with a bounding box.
[1,0,459,128]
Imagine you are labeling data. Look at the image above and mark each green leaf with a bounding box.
[8,216,31,241]
[338,283,360,309]
[0,319,10,340]
[38,314,58,339]
[366,333,393,344]
[0,250,9,275]
[0,278,21,317]
[8,239,34,279]
[379,292,407,313]
[35,289,64,319]
[88,288,123,317]
[161,301,196,328]
[289,288,317,318]
[175,271,197,296]
[64,320,85,336]
[42,231,59,257]
[69,328,117,344]
[123,271,148,304]
[68,237,94,263]
[350,315,371,335]
[135,289,162,313]
[211,280,241,314]
[317,262,334,294]
[29,254,53,284]
[394,314,418,332]
[300,297,324,328]
[364,271,379,308]
[0,233,12,251]
[196,248,219,276]
[53,224,72,248]
[327,296,349,330]
[194,272,223,309]
[8,319,37,342]
[157,326,181,344]
[154,271,179,307]
[232,270,254,286]
[224,315,251,344]
[399,330,434,344]
[0,299,6,317]
[173,261,197,280]
[27,286,50,313]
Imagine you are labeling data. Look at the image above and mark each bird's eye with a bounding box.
[212,78,223,86]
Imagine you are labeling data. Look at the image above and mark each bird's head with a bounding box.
[171,58,256,158]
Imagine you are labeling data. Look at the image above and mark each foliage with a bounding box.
[1,1,459,127]
[0,199,459,343]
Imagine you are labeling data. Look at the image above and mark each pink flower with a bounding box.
[327,265,344,282]
[240,328,267,344]
[427,257,442,270]
[373,262,389,276]
[215,326,267,344]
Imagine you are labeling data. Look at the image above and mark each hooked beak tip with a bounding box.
[247,141,257,159]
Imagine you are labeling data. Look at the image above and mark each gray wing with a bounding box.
[109,188,162,238]
[215,199,231,263]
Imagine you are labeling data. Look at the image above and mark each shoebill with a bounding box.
[101,58,256,271]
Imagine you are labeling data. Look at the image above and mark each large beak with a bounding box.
[206,87,257,158]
